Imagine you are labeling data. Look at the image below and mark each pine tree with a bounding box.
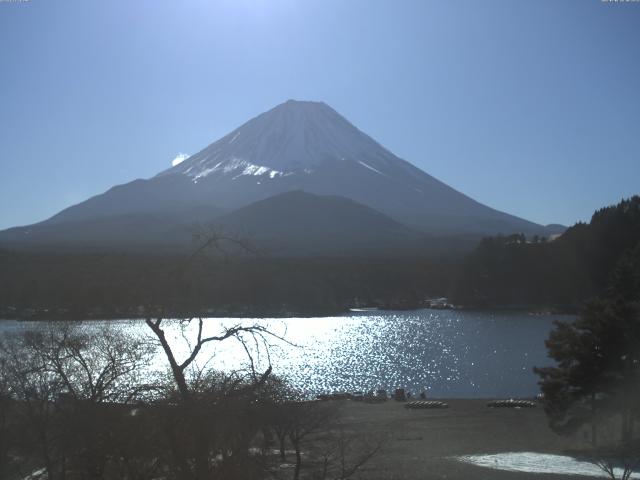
[535,245,640,446]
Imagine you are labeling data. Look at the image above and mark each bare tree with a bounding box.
[285,401,340,480]
[0,322,154,480]
[588,439,640,480]
[0,353,14,479]
[144,230,383,479]
[258,376,302,462]
[137,229,292,478]
[144,316,283,480]
[145,317,274,402]
[313,425,385,480]
[259,379,384,480]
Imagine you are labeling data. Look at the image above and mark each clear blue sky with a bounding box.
[1,0,639,230]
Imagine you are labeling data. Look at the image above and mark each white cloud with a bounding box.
[171,153,189,167]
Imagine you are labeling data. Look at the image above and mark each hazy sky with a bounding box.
[1,0,639,229]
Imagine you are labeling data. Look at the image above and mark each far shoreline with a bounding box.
[0,303,579,322]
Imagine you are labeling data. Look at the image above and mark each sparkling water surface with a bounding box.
[0,309,569,398]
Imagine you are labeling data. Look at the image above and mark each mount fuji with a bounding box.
[0,100,562,255]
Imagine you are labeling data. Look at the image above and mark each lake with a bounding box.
[0,309,569,398]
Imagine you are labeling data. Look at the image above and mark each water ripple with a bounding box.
[0,310,570,398]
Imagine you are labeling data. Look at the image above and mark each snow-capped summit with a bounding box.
[159,99,406,183]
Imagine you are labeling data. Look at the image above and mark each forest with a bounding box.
[1,196,639,319]
[0,251,454,319]
[452,196,640,310]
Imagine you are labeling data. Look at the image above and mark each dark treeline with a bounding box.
[452,196,640,310]
[0,251,455,319]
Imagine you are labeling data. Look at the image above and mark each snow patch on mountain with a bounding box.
[186,157,284,183]
[357,160,386,176]
[228,131,241,144]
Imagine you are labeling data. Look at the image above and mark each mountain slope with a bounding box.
[0,192,426,256]
[0,207,223,251]
[212,190,424,256]
[0,99,563,253]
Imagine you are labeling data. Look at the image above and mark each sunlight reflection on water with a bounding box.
[0,310,569,398]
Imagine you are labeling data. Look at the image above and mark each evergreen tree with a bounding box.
[535,245,640,445]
